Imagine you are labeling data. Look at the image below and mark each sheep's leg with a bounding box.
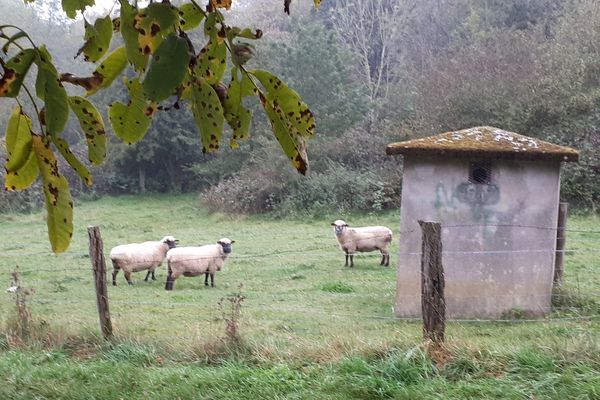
[151,270,156,280]
[124,271,133,285]
[380,253,385,266]
[384,254,390,267]
[349,254,354,268]
[344,252,349,267]
[144,270,152,281]
[209,273,215,287]
[165,266,175,290]
[112,268,119,286]
[204,273,209,286]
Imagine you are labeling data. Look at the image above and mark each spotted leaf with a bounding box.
[32,135,74,253]
[178,3,205,31]
[35,47,69,135]
[250,69,315,137]
[108,77,152,144]
[85,46,128,96]
[190,78,224,153]
[223,68,252,148]
[52,136,92,186]
[119,0,148,72]
[134,3,178,56]
[0,48,36,98]
[4,148,39,191]
[195,23,227,85]
[143,34,189,102]
[226,27,263,41]
[259,92,308,175]
[77,16,113,62]
[68,96,106,165]
[5,106,34,172]
[61,0,95,19]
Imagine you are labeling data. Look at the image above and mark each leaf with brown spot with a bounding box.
[68,96,106,165]
[85,46,128,96]
[195,19,227,85]
[190,78,224,153]
[259,92,308,175]
[108,77,152,144]
[178,2,205,31]
[119,0,148,71]
[5,106,34,172]
[135,3,178,56]
[32,135,74,253]
[52,136,93,186]
[77,16,113,62]
[0,48,36,98]
[223,68,252,147]
[250,69,315,137]
[4,148,39,191]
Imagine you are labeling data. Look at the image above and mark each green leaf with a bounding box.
[77,16,113,62]
[68,96,107,165]
[178,3,205,31]
[0,48,36,98]
[52,136,93,186]
[226,27,263,41]
[1,31,27,53]
[250,69,315,138]
[4,148,39,191]
[119,0,148,72]
[61,0,95,19]
[195,25,227,85]
[143,34,189,102]
[35,47,69,134]
[108,77,152,144]
[223,68,252,148]
[32,135,74,253]
[134,3,178,55]
[5,106,34,172]
[189,78,224,153]
[259,91,308,175]
[86,46,128,96]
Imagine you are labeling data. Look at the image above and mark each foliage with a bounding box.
[1,0,320,252]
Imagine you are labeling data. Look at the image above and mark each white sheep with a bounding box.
[165,238,235,290]
[331,220,392,267]
[110,236,178,286]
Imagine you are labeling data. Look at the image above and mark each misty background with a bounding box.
[1,0,599,215]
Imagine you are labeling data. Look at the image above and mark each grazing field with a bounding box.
[0,194,599,399]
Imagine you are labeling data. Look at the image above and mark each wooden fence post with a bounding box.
[418,220,445,343]
[88,226,113,340]
[553,202,568,286]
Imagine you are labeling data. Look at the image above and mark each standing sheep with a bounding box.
[331,220,393,267]
[165,238,235,290]
[110,236,178,286]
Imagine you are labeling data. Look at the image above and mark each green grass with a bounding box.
[0,194,599,398]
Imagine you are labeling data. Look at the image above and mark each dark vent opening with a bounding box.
[469,163,491,184]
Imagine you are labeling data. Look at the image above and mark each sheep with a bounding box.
[165,238,235,290]
[110,236,178,286]
[331,219,392,267]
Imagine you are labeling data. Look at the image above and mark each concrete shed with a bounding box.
[386,126,579,318]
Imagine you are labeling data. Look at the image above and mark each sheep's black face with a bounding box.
[167,240,177,249]
[218,241,233,254]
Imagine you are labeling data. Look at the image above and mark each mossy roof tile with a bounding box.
[386,126,579,162]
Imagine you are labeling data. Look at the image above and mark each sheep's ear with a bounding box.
[330,223,335,226]
[230,240,235,244]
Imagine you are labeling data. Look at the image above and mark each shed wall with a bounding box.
[395,156,561,318]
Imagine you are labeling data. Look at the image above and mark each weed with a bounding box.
[6,268,34,342]
[218,284,246,345]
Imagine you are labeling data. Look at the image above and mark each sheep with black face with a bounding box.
[110,236,178,286]
[165,238,234,290]
[331,220,392,267]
